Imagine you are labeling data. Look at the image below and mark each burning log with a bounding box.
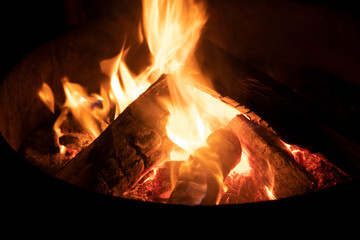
[228,114,314,199]
[168,129,242,205]
[54,69,313,202]
[55,74,174,195]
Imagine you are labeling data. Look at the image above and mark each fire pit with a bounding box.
[1,0,359,208]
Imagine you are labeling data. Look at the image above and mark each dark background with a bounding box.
[1,0,359,218]
[1,0,360,80]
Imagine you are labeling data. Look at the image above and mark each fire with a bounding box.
[264,186,276,200]
[36,0,245,200]
[230,149,252,176]
[142,0,207,75]
[166,82,240,157]
[99,46,152,118]
[141,0,239,156]
[38,83,55,113]
[62,78,107,139]
[38,0,238,161]
[46,77,111,154]
[264,161,276,200]
[38,39,153,155]
[140,0,246,203]
[37,0,283,203]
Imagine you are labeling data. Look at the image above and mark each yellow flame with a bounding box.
[37,0,240,179]
[142,0,239,158]
[165,80,240,155]
[100,46,151,119]
[62,78,105,139]
[142,0,207,74]
[141,0,243,203]
[264,157,276,200]
[264,186,276,200]
[230,149,252,176]
[50,43,153,154]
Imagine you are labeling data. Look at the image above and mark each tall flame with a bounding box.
[141,0,243,203]
[142,0,207,74]
[37,0,241,182]
[37,0,239,160]
[142,0,239,158]
[34,0,326,205]
[37,0,244,198]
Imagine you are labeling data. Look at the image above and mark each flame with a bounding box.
[62,78,107,139]
[264,160,276,200]
[37,0,239,164]
[35,0,284,204]
[264,186,276,200]
[100,46,152,119]
[141,0,243,204]
[39,40,153,154]
[49,77,110,154]
[230,149,252,176]
[141,0,239,156]
[38,83,55,113]
[142,0,207,74]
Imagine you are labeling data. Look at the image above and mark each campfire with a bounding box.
[2,0,353,206]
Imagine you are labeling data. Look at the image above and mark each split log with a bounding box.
[168,129,242,205]
[228,114,315,199]
[55,74,174,195]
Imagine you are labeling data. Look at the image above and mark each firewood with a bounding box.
[196,38,360,176]
[55,74,174,195]
[228,114,314,199]
[168,129,242,205]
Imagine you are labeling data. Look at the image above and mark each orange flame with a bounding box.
[38,83,55,113]
[100,46,151,119]
[264,160,276,200]
[39,41,153,155]
[142,0,239,159]
[142,0,207,74]
[37,0,240,164]
[141,0,244,203]
[36,0,284,204]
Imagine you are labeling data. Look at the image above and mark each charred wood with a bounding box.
[55,74,174,195]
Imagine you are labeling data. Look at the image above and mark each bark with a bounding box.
[228,114,315,199]
[55,74,174,195]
